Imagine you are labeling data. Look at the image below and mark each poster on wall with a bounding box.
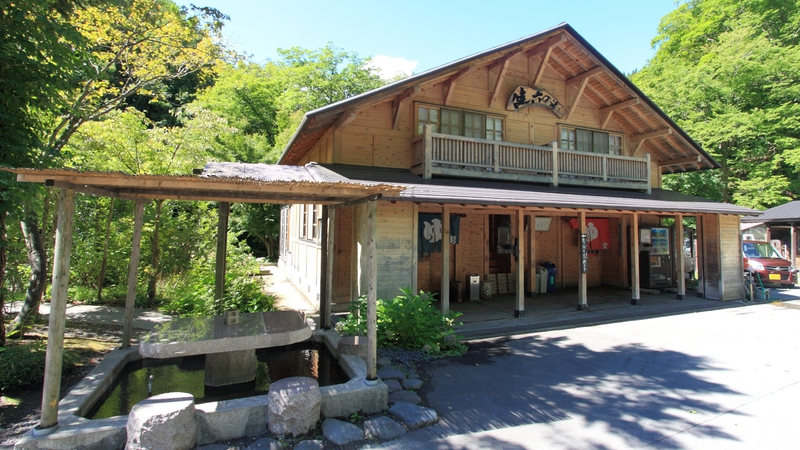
[419,213,460,254]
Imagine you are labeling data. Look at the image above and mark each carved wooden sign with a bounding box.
[507,86,565,118]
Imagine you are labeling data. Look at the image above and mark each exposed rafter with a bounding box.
[566,66,605,88]
[525,33,566,86]
[334,109,358,130]
[444,66,474,106]
[659,155,701,167]
[392,85,420,130]
[600,98,640,115]
[489,51,520,108]
[564,77,590,121]
[632,128,672,142]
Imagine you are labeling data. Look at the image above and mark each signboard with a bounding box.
[534,217,552,231]
[507,86,566,118]
[580,234,589,274]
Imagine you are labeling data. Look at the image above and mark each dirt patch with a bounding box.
[0,315,145,448]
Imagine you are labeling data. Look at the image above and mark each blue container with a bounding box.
[542,262,557,292]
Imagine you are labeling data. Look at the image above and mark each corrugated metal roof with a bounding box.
[741,200,800,223]
[308,164,759,216]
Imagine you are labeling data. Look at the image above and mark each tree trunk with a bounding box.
[7,212,47,339]
[147,199,163,303]
[0,212,7,347]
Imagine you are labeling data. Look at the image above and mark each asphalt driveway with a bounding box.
[369,291,800,449]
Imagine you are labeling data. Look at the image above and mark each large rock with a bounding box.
[126,392,198,450]
[364,416,406,440]
[388,390,421,405]
[268,376,321,437]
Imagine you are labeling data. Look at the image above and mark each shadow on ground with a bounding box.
[407,335,743,449]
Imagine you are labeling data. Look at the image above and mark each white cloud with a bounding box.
[367,55,418,80]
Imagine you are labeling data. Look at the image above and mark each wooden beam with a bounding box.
[658,155,701,167]
[632,128,672,142]
[334,109,358,130]
[566,66,605,88]
[39,188,75,431]
[599,112,614,129]
[524,33,566,60]
[330,194,382,210]
[564,77,589,121]
[122,201,146,347]
[320,205,331,329]
[393,85,420,129]
[365,199,378,381]
[599,98,640,115]
[441,205,450,314]
[215,202,230,314]
[444,67,473,106]
[489,51,519,108]
[411,203,419,294]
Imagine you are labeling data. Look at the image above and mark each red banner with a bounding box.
[569,218,610,251]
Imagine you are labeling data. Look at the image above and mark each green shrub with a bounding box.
[0,341,78,391]
[338,287,466,355]
[160,236,275,316]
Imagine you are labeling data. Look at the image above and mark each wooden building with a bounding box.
[277,23,757,319]
[741,201,800,272]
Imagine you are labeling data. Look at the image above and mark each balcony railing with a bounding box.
[411,125,651,193]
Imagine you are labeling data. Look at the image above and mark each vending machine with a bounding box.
[639,227,673,289]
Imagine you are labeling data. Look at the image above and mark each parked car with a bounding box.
[742,240,796,286]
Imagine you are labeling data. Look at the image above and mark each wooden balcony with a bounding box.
[411,126,651,193]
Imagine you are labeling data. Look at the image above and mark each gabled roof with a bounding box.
[307,163,757,216]
[279,23,718,173]
[741,200,800,224]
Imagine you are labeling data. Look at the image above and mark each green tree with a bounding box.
[632,0,800,209]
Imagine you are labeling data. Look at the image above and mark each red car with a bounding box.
[742,240,796,286]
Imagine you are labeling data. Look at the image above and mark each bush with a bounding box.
[0,341,78,391]
[160,236,275,316]
[337,287,466,355]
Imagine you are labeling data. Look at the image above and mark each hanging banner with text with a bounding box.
[419,213,460,254]
[506,85,566,118]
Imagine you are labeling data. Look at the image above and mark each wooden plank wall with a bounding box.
[719,214,743,301]
[335,207,353,304]
[601,218,624,286]
[701,214,722,300]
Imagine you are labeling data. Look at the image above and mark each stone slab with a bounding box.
[195,395,269,444]
[338,335,369,359]
[384,379,402,393]
[377,368,406,381]
[388,390,421,405]
[127,392,197,450]
[388,401,438,430]
[140,311,310,358]
[205,349,256,386]
[322,418,363,446]
[402,378,424,390]
[294,440,324,450]
[364,416,407,440]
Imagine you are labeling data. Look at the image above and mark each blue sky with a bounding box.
[177,0,678,77]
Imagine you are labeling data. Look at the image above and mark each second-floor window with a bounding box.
[560,126,622,155]
[417,105,504,141]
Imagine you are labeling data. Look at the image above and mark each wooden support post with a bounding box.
[515,209,525,317]
[578,211,588,311]
[441,205,450,314]
[39,188,75,432]
[552,142,560,187]
[423,125,433,180]
[366,199,378,382]
[645,153,652,194]
[631,212,641,305]
[791,225,797,286]
[530,215,537,297]
[411,203,419,294]
[215,202,230,314]
[676,214,685,300]
[351,206,359,303]
[320,206,333,329]
[96,198,115,301]
[122,201,146,347]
